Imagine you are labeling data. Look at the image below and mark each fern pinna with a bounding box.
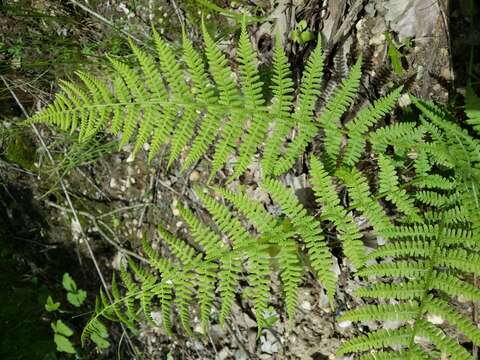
[337,96,480,359]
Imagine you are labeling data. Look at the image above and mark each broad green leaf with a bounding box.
[62,273,77,292]
[67,289,87,307]
[45,296,60,312]
[54,334,76,354]
[90,332,110,349]
[51,319,74,337]
[300,31,315,43]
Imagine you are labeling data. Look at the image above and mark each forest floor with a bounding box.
[1,1,479,359]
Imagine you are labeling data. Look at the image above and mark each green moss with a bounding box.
[3,132,35,170]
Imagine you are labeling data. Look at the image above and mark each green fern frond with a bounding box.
[127,38,166,156]
[231,18,267,179]
[342,86,403,166]
[30,23,396,182]
[261,178,336,301]
[369,122,419,154]
[152,28,199,168]
[424,296,480,347]
[338,302,419,323]
[214,186,278,235]
[177,205,226,260]
[354,281,425,299]
[337,326,412,355]
[215,187,304,320]
[416,319,473,360]
[155,278,174,335]
[181,31,219,170]
[377,154,420,221]
[319,56,362,162]
[157,226,200,266]
[358,346,434,360]
[111,273,136,328]
[336,167,393,236]
[173,271,195,335]
[261,35,294,175]
[430,272,480,302]
[465,84,480,135]
[196,189,251,250]
[413,174,456,190]
[277,236,303,321]
[197,261,217,329]
[200,20,244,180]
[246,242,271,334]
[357,261,429,277]
[217,252,240,324]
[310,156,365,268]
[272,39,324,175]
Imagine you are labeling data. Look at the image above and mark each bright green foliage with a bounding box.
[271,37,324,175]
[261,35,294,175]
[310,156,365,269]
[28,22,399,182]
[465,85,480,135]
[337,98,480,359]
[28,13,480,358]
[52,320,76,354]
[62,272,87,307]
[261,178,336,302]
[83,185,336,340]
[318,56,362,163]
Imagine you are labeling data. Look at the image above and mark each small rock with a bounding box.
[398,93,412,108]
[441,67,453,81]
[260,332,280,354]
[247,329,257,353]
[189,170,201,182]
[150,311,162,326]
[377,236,387,246]
[338,320,352,329]
[364,2,376,16]
[426,313,444,325]
[331,257,341,277]
[318,291,330,310]
[216,348,232,360]
[301,301,312,311]
[384,320,402,329]
[369,33,385,46]
[234,349,248,360]
[416,65,424,80]
[242,313,258,329]
[193,323,205,335]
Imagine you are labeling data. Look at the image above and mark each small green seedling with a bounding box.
[46,273,110,353]
[63,273,87,307]
[263,306,279,329]
[384,32,407,76]
[45,296,61,312]
[51,320,76,354]
[290,20,315,44]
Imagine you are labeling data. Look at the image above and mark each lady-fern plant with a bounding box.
[25,12,480,358]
